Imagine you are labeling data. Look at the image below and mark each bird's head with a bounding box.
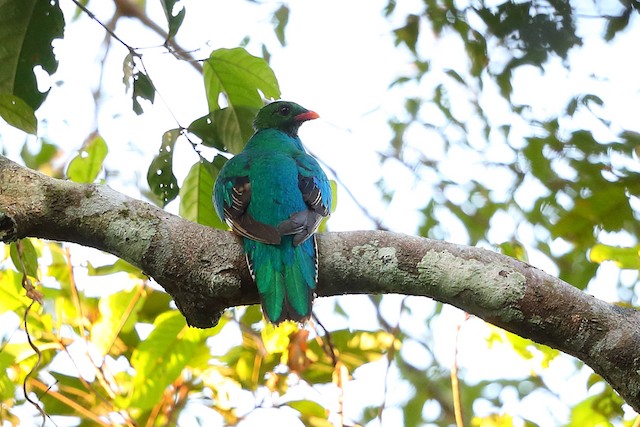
[253,101,319,137]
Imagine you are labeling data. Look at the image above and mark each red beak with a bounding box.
[294,110,319,122]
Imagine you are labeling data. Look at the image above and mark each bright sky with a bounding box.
[2,0,640,425]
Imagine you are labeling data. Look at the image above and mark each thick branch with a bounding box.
[1,154,640,410]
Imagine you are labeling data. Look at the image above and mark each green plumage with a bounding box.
[213,102,332,323]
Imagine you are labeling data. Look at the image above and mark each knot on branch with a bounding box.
[0,212,18,243]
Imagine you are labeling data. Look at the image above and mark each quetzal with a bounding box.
[213,101,332,323]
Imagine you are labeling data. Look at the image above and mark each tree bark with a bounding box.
[1,154,639,410]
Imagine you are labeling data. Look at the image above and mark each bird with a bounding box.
[213,101,332,324]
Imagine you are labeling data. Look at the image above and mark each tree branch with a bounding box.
[1,154,639,410]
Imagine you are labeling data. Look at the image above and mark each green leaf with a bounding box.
[0,0,64,111]
[160,0,185,40]
[187,106,257,154]
[487,327,559,370]
[589,244,640,270]
[0,350,16,401]
[38,372,94,416]
[568,389,624,427]
[20,139,58,170]
[393,14,420,53]
[0,269,26,314]
[203,47,280,111]
[0,94,36,134]
[147,129,180,206]
[604,7,632,42]
[287,399,328,418]
[552,187,632,246]
[127,311,211,409]
[499,240,529,262]
[136,289,173,323]
[66,134,108,183]
[301,329,398,384]
[91,288,145,355]
[10,238,38,278]
[132,70,155,115]
[86,259,145,278]
[272,5,289,46]
[179,159,225,228]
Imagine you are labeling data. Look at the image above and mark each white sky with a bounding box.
[2,0,640,425]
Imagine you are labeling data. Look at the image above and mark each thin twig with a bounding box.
[377,297,406,423]
[310,152,388,231]
[311,312,337,366]
[30,378,112,427]
[69,0,134,53]
[23,301,47,427]
[451,312,470,427]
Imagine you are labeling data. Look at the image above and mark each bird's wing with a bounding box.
[214,159,281,245]
[277,153,332,246]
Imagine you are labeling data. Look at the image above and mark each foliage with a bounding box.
[0,0,639,426]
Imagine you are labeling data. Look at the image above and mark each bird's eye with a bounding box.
[278,106,290,116]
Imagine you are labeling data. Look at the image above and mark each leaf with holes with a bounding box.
[147,129,180,206]
[161,0,185,40]
[132,70,155,115]
[0,0,64,112]
[187,106,257,154]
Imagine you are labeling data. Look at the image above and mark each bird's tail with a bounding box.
[245,236,317,323]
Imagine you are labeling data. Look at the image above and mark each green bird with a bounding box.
[213,101,332,323]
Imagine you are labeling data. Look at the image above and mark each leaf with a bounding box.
[471,413,515,427]
[487,327,559,370]
[187,106,257,154]
[0,269,26,314]
[260,321,298,354]
[568,391,624,427]
[38,372,96,416]
[499,240,529,262]
[203,47,280,111]
[301,329,399,384]
[552,187,633,246]
[20,139,58,170]
[122,51,134,91]
[179,159,225,228]
[604,7,632,42]
[160,0,185,40]
[220,343,280,390]
[287,399,328,419]
[0,0,64,111]
[127,311,212,409]
[45,242,70,290]
[0,350,16,401]
[589,244,640,270]
[132,70,155,115]
[0,94,36,134]
[123,310,226,410]
[393,14,420,53]
[91,288,145,355]
[10,238,38,278]
[86,259,145,278]
[66,134,108,183]
[272,5,289,47]
[147,129,180,206]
